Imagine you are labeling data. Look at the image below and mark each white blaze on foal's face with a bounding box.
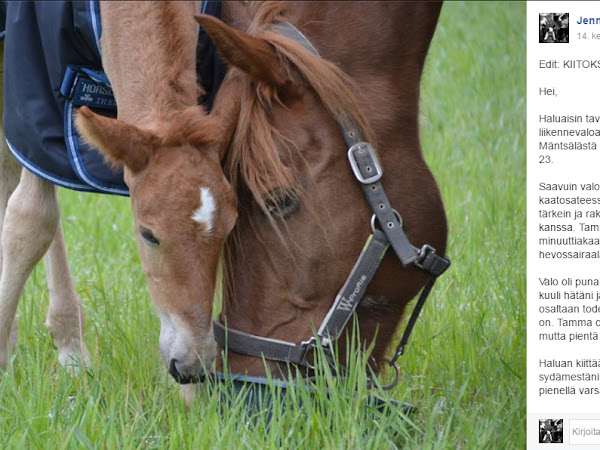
[192,187,217,234]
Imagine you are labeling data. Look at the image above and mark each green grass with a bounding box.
[0,2,525,448]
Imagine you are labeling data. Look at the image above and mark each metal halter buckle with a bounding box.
[300,336,335,370]
[347,142,383,184]
[299,337,319,369]
[415,244,436,270]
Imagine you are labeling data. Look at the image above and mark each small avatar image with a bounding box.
[540,13,569,43]
[539,419,563,444]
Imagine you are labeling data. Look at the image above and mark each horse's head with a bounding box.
[76,106,237,383]
[192,14,383,370]
[194,9,447,374]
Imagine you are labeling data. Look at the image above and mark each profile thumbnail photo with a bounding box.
[539,13,569,43]
[539,419,564,444]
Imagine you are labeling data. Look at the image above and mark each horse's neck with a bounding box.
[100,2,201,126]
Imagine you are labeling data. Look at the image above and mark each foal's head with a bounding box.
[76,106,237,383]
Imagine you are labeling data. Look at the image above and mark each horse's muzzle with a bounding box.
[168,359,207,384]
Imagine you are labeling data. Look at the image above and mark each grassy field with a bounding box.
[0,2,525,448]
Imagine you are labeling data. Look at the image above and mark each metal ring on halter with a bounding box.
[380,358,401,391]
[370,209,403,234]
[299,337,318,370]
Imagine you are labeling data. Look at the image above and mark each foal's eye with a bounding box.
[140,227,160,246]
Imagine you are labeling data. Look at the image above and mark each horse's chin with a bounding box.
[179,383,205,408]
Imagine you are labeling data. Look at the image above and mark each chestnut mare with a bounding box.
[195,1,450,382]
[0,2,235,384]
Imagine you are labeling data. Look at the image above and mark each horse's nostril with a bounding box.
[169,359,182,381]
[168,359,206,385]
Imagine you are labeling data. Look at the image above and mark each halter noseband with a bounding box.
[213,22,450,390]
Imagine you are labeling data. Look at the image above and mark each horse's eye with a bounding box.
[261,188,299,220]
[140,227,160,246]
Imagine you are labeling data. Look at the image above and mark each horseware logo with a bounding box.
[80,93,93,103]
[337,275,368,311]
[81,82,113,96]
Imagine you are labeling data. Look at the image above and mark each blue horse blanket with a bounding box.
[1,1,224,196]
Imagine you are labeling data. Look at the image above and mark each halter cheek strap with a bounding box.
[213,22,450,390]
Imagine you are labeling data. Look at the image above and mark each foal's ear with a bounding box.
[75,106,157,173]
[195,14,286,86]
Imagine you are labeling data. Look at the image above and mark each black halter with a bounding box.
[213,22,450,390]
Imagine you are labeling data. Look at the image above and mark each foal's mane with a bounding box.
[223,3,375,218]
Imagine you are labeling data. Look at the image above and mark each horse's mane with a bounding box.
[221,3,377,309]
[223,2,375,219]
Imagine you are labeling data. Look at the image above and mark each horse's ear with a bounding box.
[195,14,286,86]
[75,106,156,173]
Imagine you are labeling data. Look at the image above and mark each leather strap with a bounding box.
[213,319,310,365]
[348,141,418,266]
[317,230,389,342]
[270,22,320,55]
[390,278,436,364]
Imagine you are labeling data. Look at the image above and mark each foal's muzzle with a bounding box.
[168,359,207,384]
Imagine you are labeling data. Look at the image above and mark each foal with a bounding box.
[0,2,236,383]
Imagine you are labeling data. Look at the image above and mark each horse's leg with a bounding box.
[0,171,59,370]
[0,135,21,366]
[43,222,90,370]
[0,137,21,266]
[0,37,22,357]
